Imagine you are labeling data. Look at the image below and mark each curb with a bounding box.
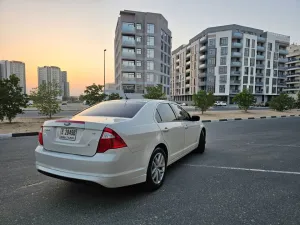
[0,132,38,140]
[201,114,300,123]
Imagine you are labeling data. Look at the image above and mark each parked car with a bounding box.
[181,102,187,106]
[214,101,227,106]
[35,99,206,191]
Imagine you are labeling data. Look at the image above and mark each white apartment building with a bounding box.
[38,66,70,98]
[0,60,26,94]
[171,24,290,104]
[285,44,300,97]
[114,10,172,96]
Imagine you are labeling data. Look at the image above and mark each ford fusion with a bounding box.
[35,99,206,191]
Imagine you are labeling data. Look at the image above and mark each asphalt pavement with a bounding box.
[1,118,300,225]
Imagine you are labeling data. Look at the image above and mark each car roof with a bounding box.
[112,99,173,104]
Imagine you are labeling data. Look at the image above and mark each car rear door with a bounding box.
[170,104,200,152]
[155,103,185,162]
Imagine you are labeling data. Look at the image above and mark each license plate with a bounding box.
[59,128,77,141]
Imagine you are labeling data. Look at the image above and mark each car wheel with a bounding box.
[145,147,167,191]
[194,129,206,154]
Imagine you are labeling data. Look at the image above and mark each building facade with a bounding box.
[171,24,290,104]
[114,10,172,96]
[285,44,300,97]
[38,66,70,98]
[0,60,26,94]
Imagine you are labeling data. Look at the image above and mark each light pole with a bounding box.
[104,49,106,94]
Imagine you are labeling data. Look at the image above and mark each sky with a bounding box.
[1,0,300,96]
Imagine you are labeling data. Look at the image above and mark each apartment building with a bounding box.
[38,66,70,98]
[171,24,290,104]
[114,10,172,96]
[285,44,300,97]
[0,60,26,94]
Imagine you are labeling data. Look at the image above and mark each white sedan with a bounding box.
[35,99,206,191]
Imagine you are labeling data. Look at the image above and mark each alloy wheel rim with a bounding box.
[151,152,165,184]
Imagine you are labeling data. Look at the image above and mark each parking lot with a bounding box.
[1,117,300,225]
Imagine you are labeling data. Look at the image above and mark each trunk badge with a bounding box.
[64,122,71,126]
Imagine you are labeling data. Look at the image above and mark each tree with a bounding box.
[294,91,300,109]
[192,90,215,114]
[143,84,166,99]
[79,94,85,102]
[269,93,295,111]
[30,82,61,118]
[81,84,106,106]
[0,74,28,123]
[233,89,255,112]
[107,93,122,100]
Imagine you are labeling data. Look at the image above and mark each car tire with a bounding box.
[145,147,167,191]
[194,129,206,154]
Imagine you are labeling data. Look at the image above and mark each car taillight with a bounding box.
[97,127,127,153]
[38,127,43,146]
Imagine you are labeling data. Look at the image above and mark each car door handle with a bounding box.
[163,127,169,132]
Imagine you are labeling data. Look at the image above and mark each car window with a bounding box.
[170,104,191,121]
[156,103,176,123]
[155,110,162,123]
[77,100,146,118]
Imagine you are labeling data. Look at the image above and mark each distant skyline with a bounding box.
[1,0,299,96]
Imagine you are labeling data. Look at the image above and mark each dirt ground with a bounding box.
[0,109,299,134]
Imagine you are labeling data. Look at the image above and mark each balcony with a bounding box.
[199,64,207,69]
[256,55,265,60]
[231,52,242,57]
[186,68,191,73]
[278,66,287,71]
[200,46,207,52]
[200,36,207,43]
[230,80,241,85]
[230,89,240,94]
[286,66,300,71]
[257,46,265,52]
[277,82,286,87]
[186,76,191,80]
[186,52,191,58]
[255,73,264,77]
[255,90,263,94]
[122,40,135,47]
[122,65,136,71]
[255,82,264,86]
[122,51,136,59]
[199,82,206,86]
[185,84,190,88]
[200,55,207,61]
[278,58,288,63]
[176,58,179,62]
[231,61,242,67]
[279,49,288,55]
[287,57,300,63]
[186,61,191,66]
[231,71,241,76]
[257,37,266,43]
[232,42,242,48]
[278,74,286,78]
[232,32,243,39]
[199,73,206,78]
[256,64,265,69]
[121,24,135,34]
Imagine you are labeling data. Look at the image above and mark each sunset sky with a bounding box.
[1,0,299,96]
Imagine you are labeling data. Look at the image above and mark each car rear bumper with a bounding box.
[35,146,147,188]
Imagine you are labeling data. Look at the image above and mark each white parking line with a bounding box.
[182,164,300,175]
[246,143,300,148]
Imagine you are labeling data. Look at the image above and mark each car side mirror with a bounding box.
[191,115,200,121]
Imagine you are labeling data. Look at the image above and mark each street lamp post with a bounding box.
[104,49,106,94]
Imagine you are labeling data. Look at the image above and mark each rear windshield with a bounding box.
[77,100,146,118]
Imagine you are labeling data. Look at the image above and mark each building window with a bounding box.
[147,36,154,46]
[208,39,216,47]
[250,67,254,75]
[123,72,135,78]
[244,48,249,57]
[136,61,142,67]
[147,61,154,70]
[136,72,141,78]
[122,60,135,66]
[207,67,215,75]
[219,75,227,83]
[147,24,155,34]
[221,47,228,55]
[250,77,254,83]
[220,37,228,46]
[208,48,216,55]
[266,78,269,85]
[252,39,256,48]
[273,70,278,76]
[147,49,154,58]
[220,57,226,65]
[267,60,270,68]
[274,53,278,60]
[275,43,279,52]
[245,67,249,75]
[146,73,154,82]
[208,58,216,66]
[251,49,255,57]
[244,58,248,66]
[266,69,271,76]
[243,85,247,90]
[219,66,227,74]
[161,63,163,72]
[243,76,248,84]
[273,61,278,69]
[219,85,225,93]
[136,23,142,30]
[267,51,271,59]
[161,52,163,61]
[136,36,142,43]
[268,43,273,51]
[137,48,142,54]
[246,38,250,47]
[250,58,255,67]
